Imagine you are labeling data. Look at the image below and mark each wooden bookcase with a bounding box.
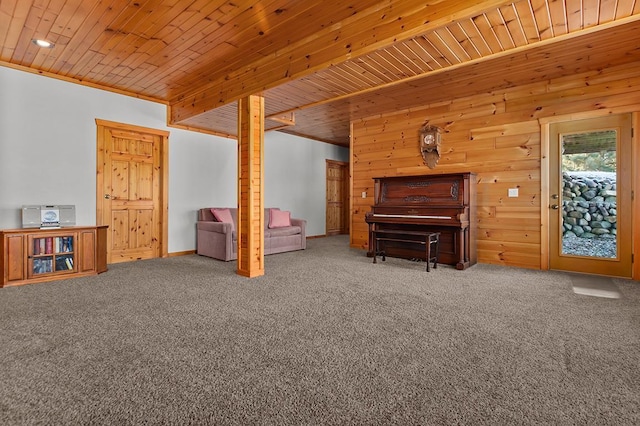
[0,226,108,288]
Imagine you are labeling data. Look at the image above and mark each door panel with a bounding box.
[111,211,129,250]
[549,114,632,277]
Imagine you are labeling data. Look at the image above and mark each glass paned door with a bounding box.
[549,115,632,277]
[560,129,617,257]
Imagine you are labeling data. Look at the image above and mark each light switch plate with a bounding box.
[508,188,519,197]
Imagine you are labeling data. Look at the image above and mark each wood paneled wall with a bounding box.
[351,60,640,270]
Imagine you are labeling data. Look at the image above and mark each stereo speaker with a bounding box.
[58,205,76,226]
[21,205,41,228]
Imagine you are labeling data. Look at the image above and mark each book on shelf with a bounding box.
[55,257,67,271]
[45,237,53,254]
[33,257,53,274]
[65,237,73,252]
[54,256,74,271]
[58,236,70,253]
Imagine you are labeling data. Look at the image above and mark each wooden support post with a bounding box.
[236,95,265,278]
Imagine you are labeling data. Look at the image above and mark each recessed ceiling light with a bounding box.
[32,39,54,48]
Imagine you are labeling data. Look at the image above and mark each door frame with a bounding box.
[95,119,169,261]
[540,111,639,280]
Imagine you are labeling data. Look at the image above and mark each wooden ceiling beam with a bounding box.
[169,0,514,124]
[263,15,640,123]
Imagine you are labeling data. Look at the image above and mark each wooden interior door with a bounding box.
[96,120,168,264]
[326,160,349,236]
[549,114,632,277]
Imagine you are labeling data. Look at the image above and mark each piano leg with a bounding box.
[455,229,468,270]
[454,230,462,269]
[367,222,375,258]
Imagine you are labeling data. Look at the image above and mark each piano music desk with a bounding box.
[372,229,440,272]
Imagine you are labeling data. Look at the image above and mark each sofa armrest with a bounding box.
[197,221,236,260]
[290,218,307,249]
[197,220,233,233]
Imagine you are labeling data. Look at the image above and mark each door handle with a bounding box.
[550,204,559,210]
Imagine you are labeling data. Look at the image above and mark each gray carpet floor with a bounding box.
[1,235,638,425]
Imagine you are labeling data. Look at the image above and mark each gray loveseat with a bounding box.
[197,207,306,261]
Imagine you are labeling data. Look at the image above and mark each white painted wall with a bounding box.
[264,132,348,236]
[0,66,348,252]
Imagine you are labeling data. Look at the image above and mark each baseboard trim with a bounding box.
[307,235,326,239]
[307,233,349,239]
[168,250,196,257]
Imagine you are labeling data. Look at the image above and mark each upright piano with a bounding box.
[365,172,476,270]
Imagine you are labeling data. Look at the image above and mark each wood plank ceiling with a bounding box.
[2,0,639,147]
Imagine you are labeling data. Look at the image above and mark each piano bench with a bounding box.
[372,230,440,271]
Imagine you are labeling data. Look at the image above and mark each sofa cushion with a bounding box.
[264,226,301,238]
[211,208,235,232]
[268,208,291,228]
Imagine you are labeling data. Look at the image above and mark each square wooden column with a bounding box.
[236,95,265,277]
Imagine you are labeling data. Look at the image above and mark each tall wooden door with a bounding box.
[96,120,168,264]
[326,160,349,236]
[549,114,632,277]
